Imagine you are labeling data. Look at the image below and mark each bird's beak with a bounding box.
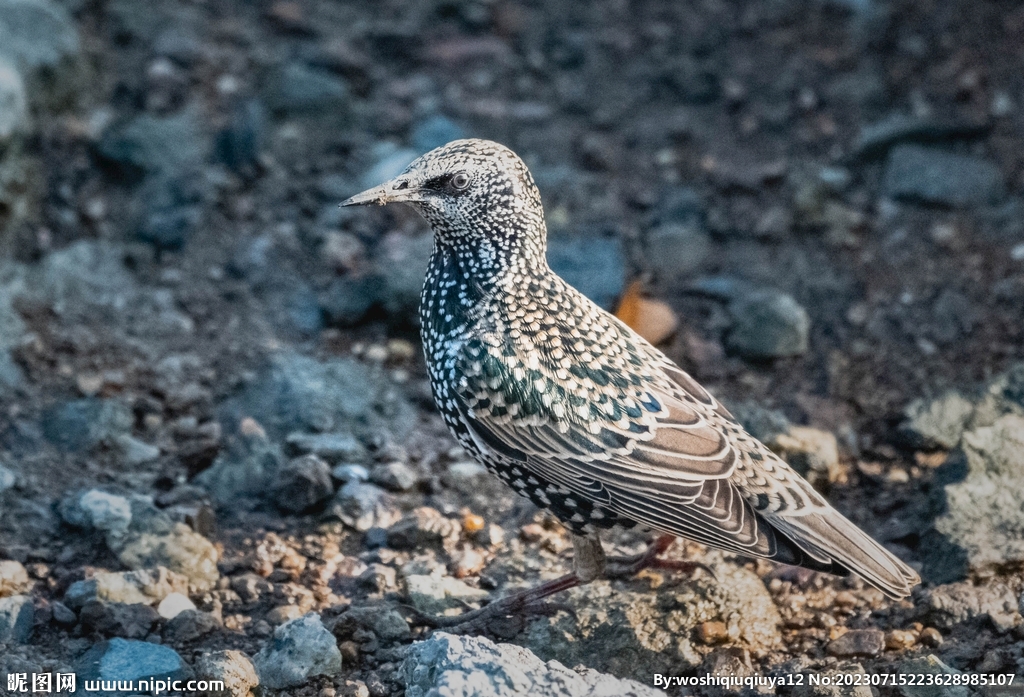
[340,175,423,207]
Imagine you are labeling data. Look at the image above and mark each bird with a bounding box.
[342,138,919,632]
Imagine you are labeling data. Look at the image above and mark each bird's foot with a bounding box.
[406,573,581,639]
[605,534,715,579]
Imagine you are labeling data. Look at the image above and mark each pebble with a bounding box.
[333,605,411,643]
[386,507,462,550]
[253,613,343,689]
[163,609,220,643]
[770,426,841,483]
[265,62,349,116]
[919,626,943,647]
[885,629,917,650]
[273,454,335,512]
[79,600,159,639]
[403,575,489,615]
[0,594,33,643]
[329,482,401,532]
[51,601,76,626]
[644,222,711,284]
[115,522,220,593]
[193,650,259,697]
[95,105,209,180]
[826,629,885,657]
[726,288,810,359]
[369,461,420,491]
[0,559,31,596]
[0,58,27,141]
[59,488,133,540]
[286,431,366,462]
[881,144,1005,208]
[696,621,729,644]
[157,592,196,619]
[266,604,305,625]
[901,390,975,450]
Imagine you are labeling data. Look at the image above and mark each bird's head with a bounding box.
[342,138,547,262]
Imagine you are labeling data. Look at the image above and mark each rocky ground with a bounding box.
[1,0,1024,695]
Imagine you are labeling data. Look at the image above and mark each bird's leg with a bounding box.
[605,534,714,579]
[407,534,604,638]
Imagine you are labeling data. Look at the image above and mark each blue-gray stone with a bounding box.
[547,235,625,310]
[411,114,466,152]
[881,144,1005,208]
[726,289,810,359]
[253,613,342,689]
[194,433,283,505]
[265,62,349,116]
[95,104,209,181]
[0,595,33,643]
[76,638,191,695]
[42,399,133,452]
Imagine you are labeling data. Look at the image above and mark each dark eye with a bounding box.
[449,172,471,191]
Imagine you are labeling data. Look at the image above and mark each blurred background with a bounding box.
[1,0,1023,691]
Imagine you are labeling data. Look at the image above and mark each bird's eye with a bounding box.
[449,172,471,191]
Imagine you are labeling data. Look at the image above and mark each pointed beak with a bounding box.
[340,176,422,207]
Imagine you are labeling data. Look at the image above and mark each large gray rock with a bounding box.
[726,289,810,359]
[924,415,1024,582]
[253,613,342,689]
[881,144,1005,208]
[75,638,191,697]
[0,594,33,643]
[403,632,665,697]
[517,561,781,682]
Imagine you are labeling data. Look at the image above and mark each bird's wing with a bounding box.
[451,330,792,559]
[452,318,918,598]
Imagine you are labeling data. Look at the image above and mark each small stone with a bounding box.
[826,629,885,657]
[791,662,873,697]
[331,463,370,483]
[163,609,220,643]
[451,547,486,579]
[475,523,505,548]
[59,488,133,539]
[253,613,343,689]
[885,629,916,650]
[329,482,401,532]
[266,604,304,625]
[264,62,350,116]
[697,621,729,644]
[369,461,419,491]
[901,390,975,450]
[333,606,411,643]
[79,600,159,639]
[917,582,1019,631]
[157,592,195,619]
[286,431,366,463]
[0,58,28,141]
[0,559,31,596]
[51,601,76,626]
[194,650,259,697]
[387,507,461,550]
[0,594,33,643]
[116,522,220,593]
[403,575,489,615]
[273,454,335,512]
[75,638,191,684]
[726,289,810,359]
[919,627,943,647]
[770,426,841,483]
[644,222,711,285]
[881,144,1005,208]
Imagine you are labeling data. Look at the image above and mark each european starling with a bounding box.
[342,139,919,630]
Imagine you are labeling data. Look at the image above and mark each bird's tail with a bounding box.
[767,510,920,599]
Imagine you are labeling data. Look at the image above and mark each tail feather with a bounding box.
[767,510,920,599]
